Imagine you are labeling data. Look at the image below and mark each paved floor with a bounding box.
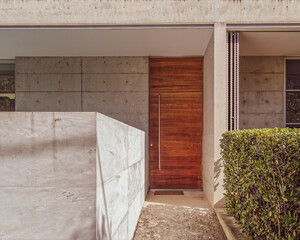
[133,191,226,240]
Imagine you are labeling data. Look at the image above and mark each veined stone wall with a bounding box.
[0,112,145,240]
[239,56,285,129]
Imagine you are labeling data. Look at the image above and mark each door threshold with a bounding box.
[151,189,203,192]
[154,191,184,195]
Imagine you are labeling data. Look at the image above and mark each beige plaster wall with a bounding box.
[239,57,285,129]
[1,0,300,25]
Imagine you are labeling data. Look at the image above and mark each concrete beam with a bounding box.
[1,1,300,25]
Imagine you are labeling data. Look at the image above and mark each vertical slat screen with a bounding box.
[227,32,239,131]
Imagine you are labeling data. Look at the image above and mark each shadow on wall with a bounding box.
[0,134,94,158]
[214,157,225,207]
[96,144,111,240]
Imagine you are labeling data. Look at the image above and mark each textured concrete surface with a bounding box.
[203,31,215,206]
[15,56,150,193]
[1,0,300,25]
[0,112,97,240]
[0,112,146,240]
[82,57,148,74]
[133,192,226,240]
[239,57,284,129]
[96,113,145,240]
[215,208,249,240]
[16,73,81,92]
[16,92,82,111]
[15,56,149,131]
[202,23,227,207]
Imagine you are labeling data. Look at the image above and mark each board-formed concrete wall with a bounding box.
[96,114,145,240]
[0,112,145,240]
[1,0,300,25]
[239,57,284,129]
[15,56,150,193]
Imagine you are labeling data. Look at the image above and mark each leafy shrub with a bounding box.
[220,128,300,240]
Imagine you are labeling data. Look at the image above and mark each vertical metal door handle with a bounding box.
[158,94,161,169]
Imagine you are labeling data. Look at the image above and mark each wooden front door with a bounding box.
[149,57,203,189]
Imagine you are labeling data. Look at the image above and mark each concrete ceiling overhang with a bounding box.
[0,28,213,59]
[240,31,300,56]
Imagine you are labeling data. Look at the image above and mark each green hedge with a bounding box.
[220,128,300,240]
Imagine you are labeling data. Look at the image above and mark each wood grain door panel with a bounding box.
[149,57,203,189]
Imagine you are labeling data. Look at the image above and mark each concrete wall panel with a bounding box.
[16,74,81,92]
[240,92,283,114]
[0,112,97,240]
[128,161,142,206]
[83,74,148,92]
[128,188,144,240]
[239,57,284,129]
[16,92,82,111]
[97,115,128,182]
[103,171,129,235]
[16,57,81,74]
[83,92,148,114]
[240,73,284,92]
[96,113,145,240]
[105,113,148,132]
[0,112,96,187]
[128,127,145,167]
[1,187,96,240]
[240,113,284,129]
[240,56,284,73]
[0,112,145,240]
[82,57,148,74]
[15,56,150,194]
[112,215,128,240]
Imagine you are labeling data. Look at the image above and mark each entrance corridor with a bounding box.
[133,191,226,240]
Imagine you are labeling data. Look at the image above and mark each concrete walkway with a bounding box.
[133,191,226,240]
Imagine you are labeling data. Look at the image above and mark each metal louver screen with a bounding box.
[227,32,239,131]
